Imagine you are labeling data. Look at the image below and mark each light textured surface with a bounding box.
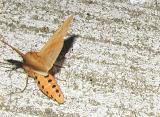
[0,0,160,117]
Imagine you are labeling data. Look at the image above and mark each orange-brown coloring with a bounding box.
[22,64,64,104]
[23,65,64,104]
[34,73,64,104]
[0,16,74,104]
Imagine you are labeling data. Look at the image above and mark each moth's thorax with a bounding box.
[22,64,36,78]
[23,52,41,66]
[23,52,48,75]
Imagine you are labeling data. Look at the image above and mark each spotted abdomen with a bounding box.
[34,73,64,104]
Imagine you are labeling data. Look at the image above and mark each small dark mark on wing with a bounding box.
[52,85,56,88]
[56,89,59,93]
[42,85,44,89]
[38,81,40,84]
[48,79,52,82]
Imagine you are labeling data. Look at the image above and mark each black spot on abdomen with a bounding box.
[56,89,59,93]
[52,85,56,88]
[48,79,52,82]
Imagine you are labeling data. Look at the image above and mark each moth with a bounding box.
[0,16,77,104]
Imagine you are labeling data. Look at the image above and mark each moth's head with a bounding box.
[22,52,48,76]
[23,52,38,64]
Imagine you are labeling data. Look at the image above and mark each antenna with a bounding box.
[0,36,24,58]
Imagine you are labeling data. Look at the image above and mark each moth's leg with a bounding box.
[54,76,66,82]
[4,67,25,74]
[0,59,23,72]
[18,77,29,93]
[53,63,65,68]
[0,61,15,70]
[10,66,19,71]
[0,65,13,69]
[6,76,29,96]
[0,61,11,65]
[5,59,23,68]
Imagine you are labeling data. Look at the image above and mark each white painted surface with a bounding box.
[0,0,160,116]
[129,0,146,4]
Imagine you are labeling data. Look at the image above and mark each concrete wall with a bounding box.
[0,0,160,116]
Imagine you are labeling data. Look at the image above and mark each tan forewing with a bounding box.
[36,15,73,73]
[0,16,73,76]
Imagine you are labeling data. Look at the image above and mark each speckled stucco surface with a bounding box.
[0,0,160,116]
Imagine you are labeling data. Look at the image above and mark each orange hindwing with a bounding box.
[34,73,64,104]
